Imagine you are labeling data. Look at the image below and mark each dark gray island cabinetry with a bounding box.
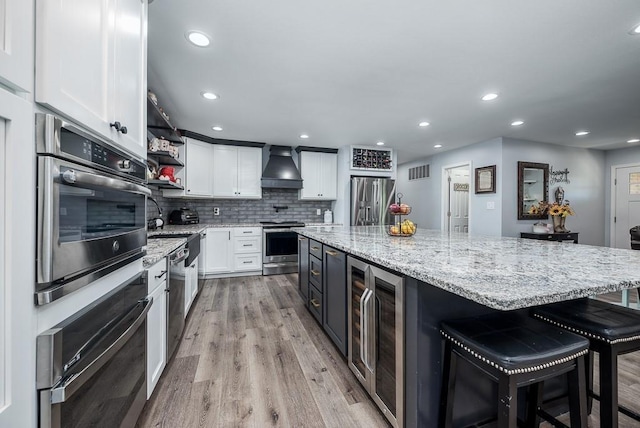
[295,225,640,427]
[297,235,309,304]
[322,245,347,356]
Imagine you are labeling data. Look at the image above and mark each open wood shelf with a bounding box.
[147,150,184,166]
[147,97,184,144]
[147,179,184,190]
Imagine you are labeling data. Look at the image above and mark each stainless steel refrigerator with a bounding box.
[351,177,396,226]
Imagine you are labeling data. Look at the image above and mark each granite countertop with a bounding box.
[295,225,640,311]
[147,223,341,236]
[144,237,187,267]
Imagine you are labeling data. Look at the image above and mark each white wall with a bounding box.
[501,138,606,246]
[604,145,640,245]
[397,138,503,236]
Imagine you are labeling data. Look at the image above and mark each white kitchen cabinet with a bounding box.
[162,137,214,198]
[36,0,148,160]
[146,259,167,399]
[0,0,34,92]
[204,228,234,274]
[203,227,262,277]
[212,145,262,199]
[299,151,338,200]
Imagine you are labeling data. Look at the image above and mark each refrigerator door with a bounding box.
[351,177,396,226]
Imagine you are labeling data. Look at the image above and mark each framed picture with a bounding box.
[475,165,496,194]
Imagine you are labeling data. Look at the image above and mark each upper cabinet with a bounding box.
[161,137,213,198]
[0,0,34,92]
[35,0,148,161]
[212,145,262,199]
[298,149,338,200]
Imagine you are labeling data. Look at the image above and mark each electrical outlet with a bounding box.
[316,208,321,215]
[213,207,220,216]
[486,201,495,210]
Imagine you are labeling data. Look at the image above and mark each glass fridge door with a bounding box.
[347,257,371,388]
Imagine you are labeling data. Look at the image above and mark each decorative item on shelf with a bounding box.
[527,189,575,233]
[532,222,552,234]
[387,192,417,236]
[148,90,158,105]
[146,162,158,180]
[158,166,176,183]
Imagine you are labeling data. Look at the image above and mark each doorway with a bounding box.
[611,163,640,249]
[442,163,470,233]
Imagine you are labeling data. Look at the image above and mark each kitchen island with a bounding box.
[295,225,640,427]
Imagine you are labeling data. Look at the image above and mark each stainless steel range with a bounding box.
[261,221,305,275]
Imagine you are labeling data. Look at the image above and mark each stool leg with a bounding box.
[585,350,594,414]
[438,340,458,428]
[599,347,618,428]
[525,381,543,428]
[568,355,588,428]
[497,374,518,428]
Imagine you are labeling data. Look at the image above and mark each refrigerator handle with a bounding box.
[365,206,371,223]
[362,288,374,372]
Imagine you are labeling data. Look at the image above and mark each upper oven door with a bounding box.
[263,230,299,263]
[37,155,150,296]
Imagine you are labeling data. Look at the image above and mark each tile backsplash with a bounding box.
[148,188,331,224]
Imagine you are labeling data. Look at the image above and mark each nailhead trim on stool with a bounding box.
[533,313,640,345]
[441,330,589,375]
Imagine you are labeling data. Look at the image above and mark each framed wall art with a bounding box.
[475,165,496,194]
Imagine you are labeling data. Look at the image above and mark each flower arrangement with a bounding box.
[528,201,575,217]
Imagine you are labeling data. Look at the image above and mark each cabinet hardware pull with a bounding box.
[310,299,320,308]
[310,270,320,276]
[243,231,252,233]
[299,237,306,241]
[109,121,122,131]
[311,246,319,251]
[154,270,167,279]
[325,250,338,256]
[228,231,231,240]
[120,126,128,134]
[243,244,252,247]
[243,260,252,264]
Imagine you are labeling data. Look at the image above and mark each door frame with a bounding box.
[610,162,640,248]
[441,161,472,232]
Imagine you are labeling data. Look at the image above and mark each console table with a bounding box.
[520,232,579,244]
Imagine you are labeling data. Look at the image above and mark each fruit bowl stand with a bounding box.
[387,193,417,237]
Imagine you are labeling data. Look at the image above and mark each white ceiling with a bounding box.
[147,0,640,163]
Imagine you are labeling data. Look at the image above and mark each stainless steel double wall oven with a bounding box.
[35,114,150,305]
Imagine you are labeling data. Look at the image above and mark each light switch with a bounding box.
[486,201,495,210]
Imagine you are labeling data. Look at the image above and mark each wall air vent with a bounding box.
[408,164,429,180]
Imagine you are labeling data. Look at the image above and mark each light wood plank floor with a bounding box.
[137,276,640,428]
[137,274,390,428]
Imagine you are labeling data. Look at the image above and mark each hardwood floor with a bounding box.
[138,277,640,427]
[137,274,390,428]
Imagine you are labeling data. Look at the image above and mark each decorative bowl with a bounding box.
[387,221,417,237]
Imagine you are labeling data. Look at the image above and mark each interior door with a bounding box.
[447,166,470,233]
[613,165,640,249]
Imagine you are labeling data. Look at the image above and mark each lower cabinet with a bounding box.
[204,228,234,274]
[146,258,168,399]
[184,257,198,316]
[203,227,262,277]
[297,235,309,305]
[323,245,347,356]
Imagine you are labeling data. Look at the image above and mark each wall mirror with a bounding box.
[517,161,549,220]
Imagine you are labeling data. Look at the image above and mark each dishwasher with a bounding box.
[167,244,188,359]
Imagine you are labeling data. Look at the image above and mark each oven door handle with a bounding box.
[49,297,152,404]
[60,168,152,196]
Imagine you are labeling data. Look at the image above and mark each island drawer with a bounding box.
[309,239,323,259]
[309,255,322,288]
[309,284,322,324]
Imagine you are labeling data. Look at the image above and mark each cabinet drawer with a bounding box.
[309,284,323,324]
[234,236,261,253]
[309,239,323,259]
[309,254,322,288]
[234,253,261,271]
[234,227,261,237]
[146,258,167,293]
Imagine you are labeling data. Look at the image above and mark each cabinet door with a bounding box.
[185,138,214,196]
[323,246,347,356]
[185,259,197,315]
[319,153,338,200]
[299,151,322,200]
[111,0,147,160]
[204,228,233,274]
[212,145,238,197]
[146,281,167,399]
[0,91,35,428]
[297,235,309,305]
[236,147,262,198]
[0,0,33,92]
[36,0,112,141]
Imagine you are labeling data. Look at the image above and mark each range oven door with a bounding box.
[36,155,150,305]
[36,272,151,428]
[262,230,299,263]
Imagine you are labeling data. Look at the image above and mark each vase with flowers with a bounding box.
[528,201,575,232]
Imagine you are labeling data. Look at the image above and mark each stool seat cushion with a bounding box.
[533,298,640,344]
[441,312,589,375]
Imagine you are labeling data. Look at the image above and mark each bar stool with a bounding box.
[533,298,640,428]
[439,312,589,428]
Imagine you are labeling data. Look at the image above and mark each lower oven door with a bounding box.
[37,272,151,428]
[36,155,150,304]
[262,230,299,263]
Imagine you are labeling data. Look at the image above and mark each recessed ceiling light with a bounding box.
[418,121,430,127]
[186,31,211,47]
[627,138,640,143]
[376,141,385,146]
[300,134,309,139]
[511,120,524,126]
[201,92,218,100]
[629,23,640,35]
[575,131,590,136]
[212,126,223,132]
[434,144,442,148]
[481,93,499,101]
